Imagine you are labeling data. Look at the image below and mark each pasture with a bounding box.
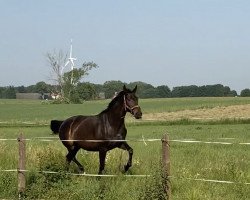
[0,97,250,199]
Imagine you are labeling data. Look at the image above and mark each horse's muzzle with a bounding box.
[133,108,142,119]
[135,112,142,119]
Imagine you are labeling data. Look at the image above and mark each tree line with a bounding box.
[1,81,250,102]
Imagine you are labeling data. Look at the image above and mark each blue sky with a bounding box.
[0,0,249,92]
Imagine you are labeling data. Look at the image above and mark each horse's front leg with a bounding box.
[119,142,133,172]
[98,149,107,174]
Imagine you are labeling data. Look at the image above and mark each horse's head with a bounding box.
[123,85,142,119]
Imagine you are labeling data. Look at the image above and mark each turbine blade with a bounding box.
[64,60,69,67]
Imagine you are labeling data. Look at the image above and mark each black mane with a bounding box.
[99,90,129,114]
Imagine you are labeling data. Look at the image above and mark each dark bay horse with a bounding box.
[50,85,142,174]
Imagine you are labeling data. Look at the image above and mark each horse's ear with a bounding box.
[123,85,128,92]
[132,85,137,93]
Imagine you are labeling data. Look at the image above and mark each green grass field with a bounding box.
[0,97,250,124]
[0,98,250,199]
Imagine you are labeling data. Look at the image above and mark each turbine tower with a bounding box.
[63,39,77,84]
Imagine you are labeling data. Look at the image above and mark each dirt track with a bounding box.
[142,104,250,121]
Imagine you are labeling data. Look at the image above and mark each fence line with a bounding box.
[0,169,150,177]
[0,133,250,199]
[1,169,250,185]
[1,137,250,145]
[169,176,250,185]
[2,133,171,198]
[0,138,162,143]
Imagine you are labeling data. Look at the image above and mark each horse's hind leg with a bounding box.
[119,142,133,172]
[73,157,84,173]
[66,146,84,173]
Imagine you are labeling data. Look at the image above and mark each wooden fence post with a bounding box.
[18,133,26,199]
[162,133,171,199]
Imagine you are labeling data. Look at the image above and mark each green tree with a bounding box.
[25,85,36,93]
[240,88,250,97]
[16,86,27,93]
[171,86,182,97]
[62,62,98,102]
[0,87,4,98]
[2,86,16,99]
[127,81,154,98]
[35,81,51,94]
[103,80,125,99]
[172,84,235,97]
[155,85,171,98]
[172,86,193,97]
[46,49,98,103]
[207,84,224,96]
[141,88,158,98]
[76,82,97,101]
[228,90,237,97]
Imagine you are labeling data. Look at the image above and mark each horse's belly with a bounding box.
[76,141,121,151]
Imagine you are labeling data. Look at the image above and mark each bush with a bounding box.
[25,147,71,199]
[240,88,250,97]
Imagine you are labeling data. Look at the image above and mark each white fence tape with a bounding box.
[0,138,162,142]
[1,169,249,185]
[0,169,149,177]
[0,136,249,185]
[169,139,233,145]
[170,176,250,185]
[1,137,249,145]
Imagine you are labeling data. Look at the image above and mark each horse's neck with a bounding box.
[106,99,126,126]
[98,99,126,139]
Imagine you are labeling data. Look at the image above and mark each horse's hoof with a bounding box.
[78,168,84,174]
[98,171,103,175]
[78,170,85,174]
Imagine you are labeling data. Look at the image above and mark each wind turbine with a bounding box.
[62,39,77,84]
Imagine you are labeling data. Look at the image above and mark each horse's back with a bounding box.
[59,115,87,146]
[59,115,99,138]
[59,114,103,151]
[73,115,101,139]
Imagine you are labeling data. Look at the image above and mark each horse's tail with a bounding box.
[50,120,64,134]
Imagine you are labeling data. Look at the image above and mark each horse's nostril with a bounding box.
[135,112,142,119]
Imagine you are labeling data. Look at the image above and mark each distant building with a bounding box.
[16,93,51,100]
[98,92,105,99]
[16,93,42,100]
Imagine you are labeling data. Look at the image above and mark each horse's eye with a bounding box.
[127,94,132,99]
